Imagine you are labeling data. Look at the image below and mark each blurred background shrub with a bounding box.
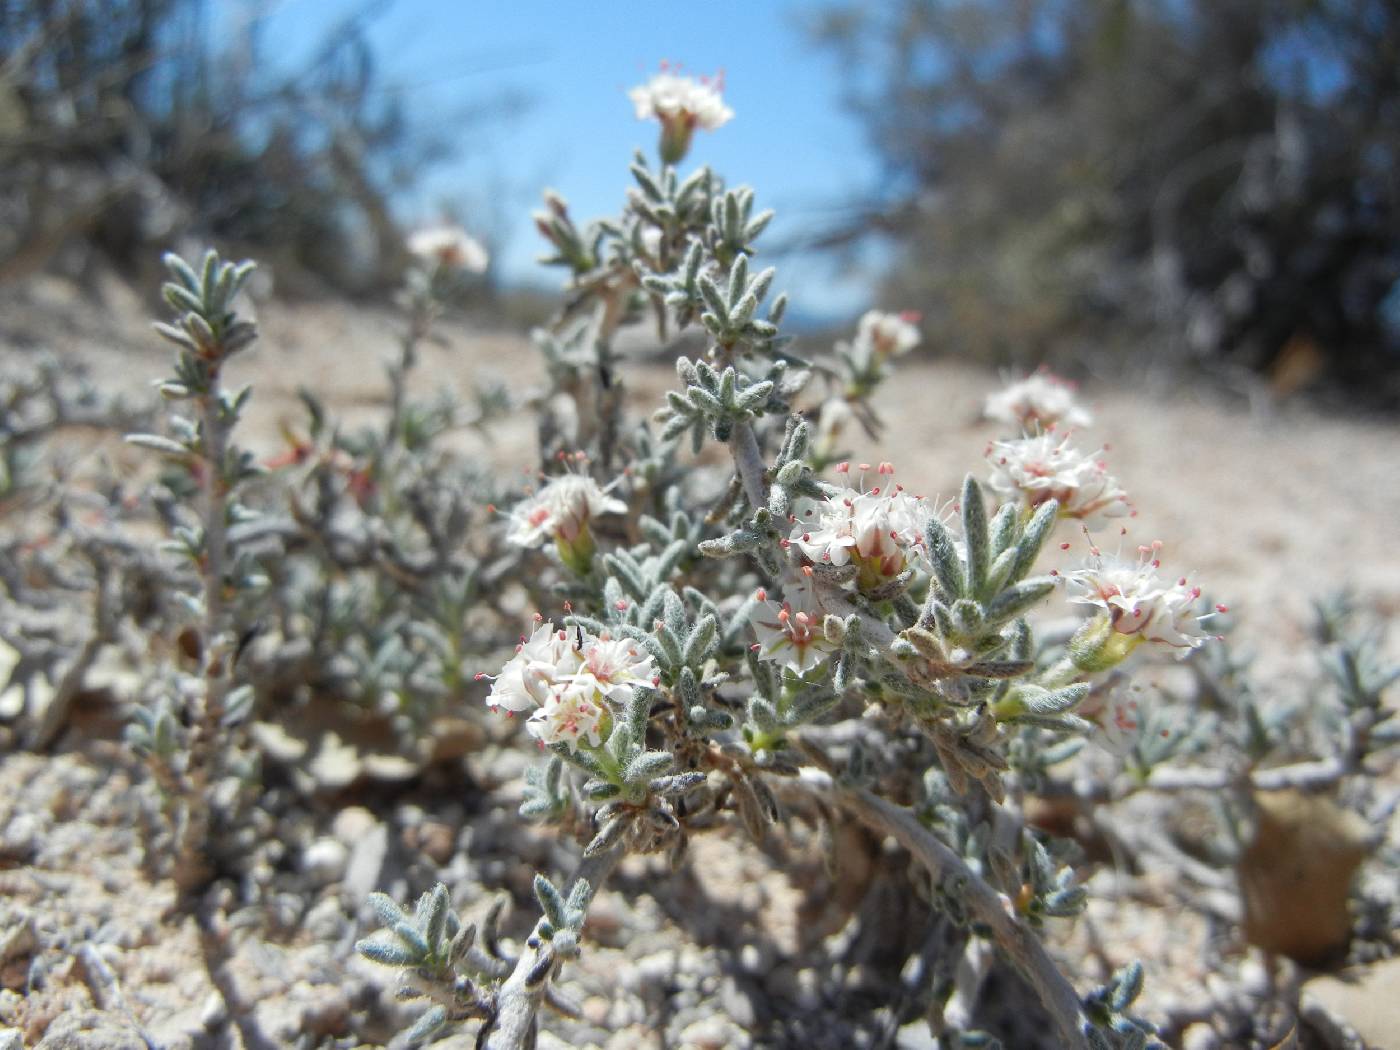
[807,0,1400,402]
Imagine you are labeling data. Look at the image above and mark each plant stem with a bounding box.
[480,846,625,1050]
[797,768,1090,1050]
[729,420,768,509]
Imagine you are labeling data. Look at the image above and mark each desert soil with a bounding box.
[1,272,1397,1048]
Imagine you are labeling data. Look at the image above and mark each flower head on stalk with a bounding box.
[853,310,921,362]
[986,433,1131,525]
[1066,541,1220,670]
[478,619,657,753]
[505,471,626,574]
[407,225,490,274]
[750,584,840,675]
[628,66,733,164]
[787,462,934,594]
[984,370,1092,432]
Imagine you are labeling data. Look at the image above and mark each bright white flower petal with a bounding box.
[788,464,936,590]
[506,475,627,549]
[984,371,1092,432]
[407,226,489,273]
[986,434,1131,524]
[750,585,840,675]
[526,686,608,752]
[1067,548,1212,650]
[628,71,733,130]
[854,310,921,360]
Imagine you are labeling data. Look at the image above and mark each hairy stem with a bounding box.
[729,420,768,509]
[480,846,624,1050]
[797,768,1090,1049]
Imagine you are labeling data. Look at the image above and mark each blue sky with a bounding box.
[241,0,889,323]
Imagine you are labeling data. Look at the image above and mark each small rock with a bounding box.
[1181,1022,1222,1050]
[332,806,377,847]
[1239,790,1370,964]
[0,814,39,861]
[676,1014,750,1050]
[343,820,389,900]
[718,975,756,1028]
[409,821,456,867]
[1301,956,1400,1049]
[34,1011,147,1050]
[201,990,228,1029]
[582,996,610,1025]
[301,837,349,887]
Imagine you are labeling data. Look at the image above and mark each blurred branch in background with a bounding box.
[0,0,531,294]
[806,0,1400,405]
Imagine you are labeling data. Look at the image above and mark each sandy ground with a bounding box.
[2,272,1398,1048]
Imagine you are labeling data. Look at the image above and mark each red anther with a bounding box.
[802,532,812,542]
[1060,542,1071,550]
[1178,577,1188,586]
[756,588,767,601]
[474,673,489,681]
[899,309,922,322]
[1215,604,1229,613]
[1190,587,1201,599]
[870,487,881,496]
[533,612,544,621]
[486,504,497,514]
[557,630,566,640]
[1049,569,1059,576]
[778,608,790,623]
[750,643,761,652]
[802,566,814,577]
[836,462,850,474]
[858,463,871,472]
[878,461,895,475]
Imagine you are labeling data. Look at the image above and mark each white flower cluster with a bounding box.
[750,585,840,675]
[984,370,1092,432]
[628,70,734,132]
[1068,545,1213,650]
[853,310,921,361]
[986,433,1131,524]
[484,621,657,751]
[786,463,934,592]
[407,226,489,274]
[506,474,625,551]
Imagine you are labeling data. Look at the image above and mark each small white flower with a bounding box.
[485,621,581,713]
[853,311,921,360]
[572,635,658,705]
[506,475,626,549]
[527,686,609,752]
[628,70,734,132]
[788,463,935,591]
[482,621,657,752]
[984,371,1092,432]
[407,226,489,273]
[750,584,840,675]
[985,434,1131,524]
[1067,545,1213,650]
[1092,685,1146,756]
